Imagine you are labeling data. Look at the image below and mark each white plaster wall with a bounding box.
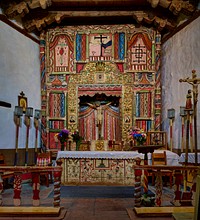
[0,21,40,150]
[161,16,200,150]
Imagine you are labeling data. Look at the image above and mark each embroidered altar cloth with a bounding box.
[56,150,179,185]
[57,150,180,165]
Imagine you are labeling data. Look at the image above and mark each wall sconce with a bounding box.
[167,108,175,151]
[189,108,193,116]
[180,106,186,153]
[25,107,33,116]
[34,109,41,120]
[34,109,41,129]
[34,109,41,165]
[180,106,186,117]
[167,108,175,119]
[14,106,23,166]
[24,107,33,166]
[14,106,23,125]
[24,107,33,126]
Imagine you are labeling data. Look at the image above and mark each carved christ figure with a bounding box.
[87,101,111,139]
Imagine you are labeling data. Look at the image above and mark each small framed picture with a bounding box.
[96,72,105,83]
[124,115,130,123]
[69,115,76,124]
[18,95,27,113]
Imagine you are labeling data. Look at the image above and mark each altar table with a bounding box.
[56,150,179,185]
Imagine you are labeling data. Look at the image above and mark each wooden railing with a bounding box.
[0,165,62,207]
[133,160,200,207]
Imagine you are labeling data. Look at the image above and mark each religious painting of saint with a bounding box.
[18,94,27,113]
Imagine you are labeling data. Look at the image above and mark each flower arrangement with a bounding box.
[130,127,147,145]
[55,129,70,151]
[71,130,83,151]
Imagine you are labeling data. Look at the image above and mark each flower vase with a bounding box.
[134,140,144,146]
[136,141,146,146]
[61,142,65,151]
[76,141,81,151]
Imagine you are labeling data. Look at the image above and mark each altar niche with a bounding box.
[79,94,121,141]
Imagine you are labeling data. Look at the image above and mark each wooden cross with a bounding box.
[179,70,200,165]
[94,34,107,56]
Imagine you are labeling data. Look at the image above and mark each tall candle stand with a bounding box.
[34,109,41,165]
[189,110,194,152]
[167,108,175,151]
[24,107,33,166]
[180,106,186,152]
[14,106,23,166]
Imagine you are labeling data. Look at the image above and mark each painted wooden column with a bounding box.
[134,158,142,207]
[32,172,40,206]
[13,172,22,206]
[173,170,183,206]
[143,153,149,194]
[155,170,162,207]
[54,161,63,207]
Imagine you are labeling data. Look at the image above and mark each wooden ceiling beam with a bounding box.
[23,10,175,32]
[0,0,198,37]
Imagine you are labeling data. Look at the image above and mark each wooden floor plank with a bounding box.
[134,206,194,217]
[0,207,61,216]
[172,212,193,220]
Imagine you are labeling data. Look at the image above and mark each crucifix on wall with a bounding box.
[179,70,200,165]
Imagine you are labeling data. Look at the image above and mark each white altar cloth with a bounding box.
[57,151,143,160]
[57,150,180,166]
[179,153,200,164]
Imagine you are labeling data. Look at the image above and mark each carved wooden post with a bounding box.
[13,172,22,206]
[143,153,149,194]
[134,158,142,207]
[32,172,40,206]
[173,170,183,206]
[54,160,62,207]
[155,170,162,207]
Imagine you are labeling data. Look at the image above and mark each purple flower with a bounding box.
[57,129,69,143]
